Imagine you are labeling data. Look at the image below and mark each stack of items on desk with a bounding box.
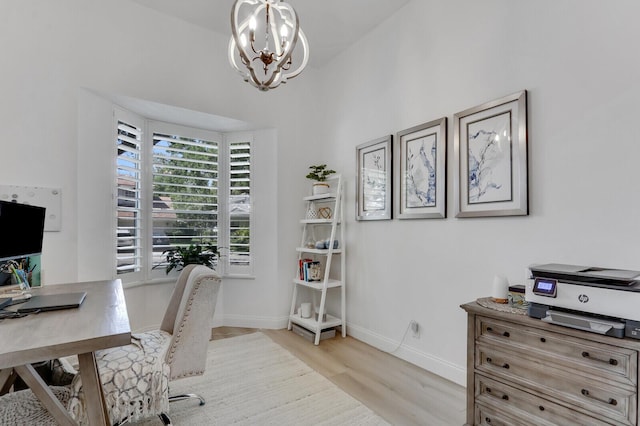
[0,259,34,310]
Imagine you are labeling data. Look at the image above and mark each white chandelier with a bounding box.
[228,0,309,91]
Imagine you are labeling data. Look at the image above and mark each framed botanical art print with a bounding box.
[356,135,392,221]
[394,117,447,219]
[453,90,528,217]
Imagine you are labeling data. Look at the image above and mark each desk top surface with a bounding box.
[0,279,131,369]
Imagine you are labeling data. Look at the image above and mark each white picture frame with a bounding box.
[356,135,392,221]
[453,90,528,217]
[394,117,447,219]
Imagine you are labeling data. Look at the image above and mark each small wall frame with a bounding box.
[394,117,447,219]
[453,90,528,218]
[0,185,62,231]
[356,135,393,221]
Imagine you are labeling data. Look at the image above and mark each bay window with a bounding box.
[115,109,252,283]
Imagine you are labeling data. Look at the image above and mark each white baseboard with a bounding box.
[219,314,466,387]
[223,313,289,330]
[346,322,466,387]
[134,315,287,334]
[140,313,466,387]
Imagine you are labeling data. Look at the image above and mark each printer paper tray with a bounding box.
[542,310,625,338]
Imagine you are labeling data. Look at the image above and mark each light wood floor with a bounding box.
[212,327,466,425]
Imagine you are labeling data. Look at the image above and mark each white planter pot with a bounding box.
[312,183,330,195]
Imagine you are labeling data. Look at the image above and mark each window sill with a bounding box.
[121,273,255,289]
[223,274,256,280]
[122,277,175,289]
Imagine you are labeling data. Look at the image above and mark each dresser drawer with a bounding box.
[477,315,637,386]
[475,403,534,426]
[476,374,609,425]
[476,343,637,425]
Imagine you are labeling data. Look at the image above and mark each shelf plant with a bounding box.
[306,164,336,195]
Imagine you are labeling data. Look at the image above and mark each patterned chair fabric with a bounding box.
[67,330,171,425]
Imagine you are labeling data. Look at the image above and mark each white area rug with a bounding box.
[137,332,389,425]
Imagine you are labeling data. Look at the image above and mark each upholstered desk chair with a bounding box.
[0,264,221,426]
[72,263,221,425]
[160,264,222,410]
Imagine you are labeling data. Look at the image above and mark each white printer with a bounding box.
[525,263,640,339]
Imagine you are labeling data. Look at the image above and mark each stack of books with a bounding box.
[298,259,322,281]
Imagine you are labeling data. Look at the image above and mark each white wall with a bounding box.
[3,0,640,389]
[0,0,318,330]
[317,0,640,384]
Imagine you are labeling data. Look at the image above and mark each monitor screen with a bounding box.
[0,200,46,263]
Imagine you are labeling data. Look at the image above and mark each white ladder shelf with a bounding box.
[287,174,346,345]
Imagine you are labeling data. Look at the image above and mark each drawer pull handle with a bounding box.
[485,387,509,401]
[581,389,618,406]
[486,357,509,369]
[538,405,545,411]
[581,352,619,366]
[486,327,510,338]
[485,417,491,423]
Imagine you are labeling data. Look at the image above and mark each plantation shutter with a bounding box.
[151,128,219,270]
[116,118,143,275]
[113,116,253,281]
[228,140,252,273]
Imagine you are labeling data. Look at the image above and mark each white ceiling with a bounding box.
[129,0,411,68]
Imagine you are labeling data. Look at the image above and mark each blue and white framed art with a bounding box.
[356,135,392,221]
[395,118,447,219]
[453,90,528,217]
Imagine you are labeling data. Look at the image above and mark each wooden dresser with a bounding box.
[461,301,640,425]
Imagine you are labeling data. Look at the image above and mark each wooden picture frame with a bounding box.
[356,135,392,221]
[395,117,447,219]
[453,90,528,217]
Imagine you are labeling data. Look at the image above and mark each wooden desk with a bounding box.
[0,280,131,425]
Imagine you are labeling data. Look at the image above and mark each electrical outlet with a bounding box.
[410,320,420,338]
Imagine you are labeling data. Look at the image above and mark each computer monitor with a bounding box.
[0,200,46,263]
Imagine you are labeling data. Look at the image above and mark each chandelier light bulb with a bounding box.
[229,0,309,91]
